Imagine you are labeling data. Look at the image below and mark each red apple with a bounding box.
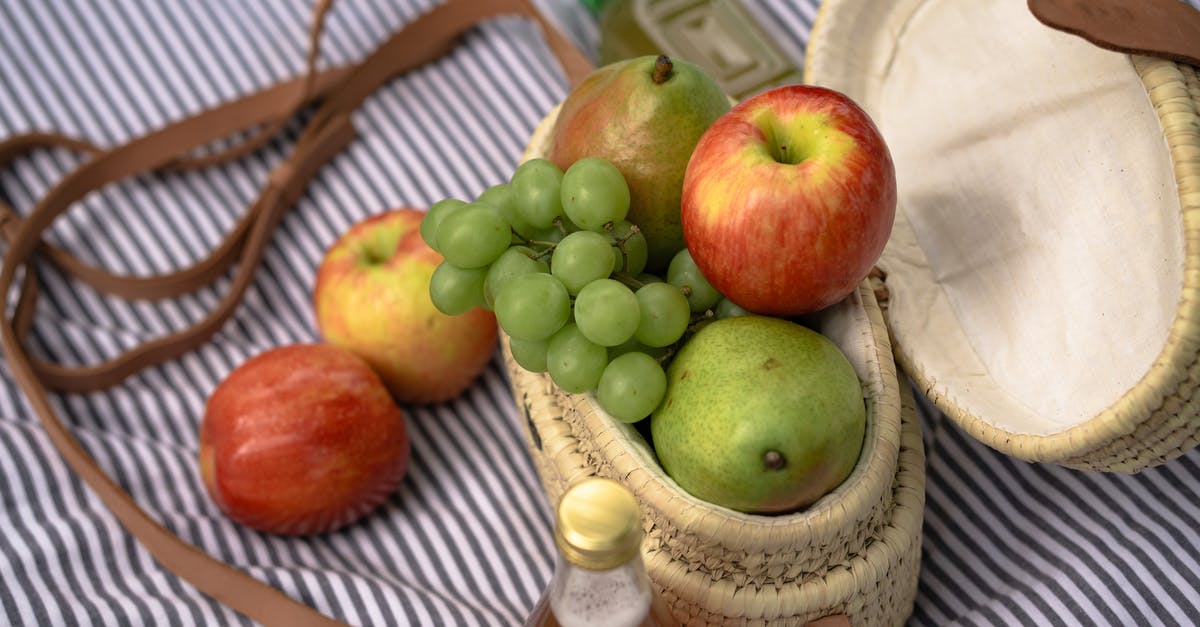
[199,344,409,535]
[313,208,498,404]
[681,85,896,315]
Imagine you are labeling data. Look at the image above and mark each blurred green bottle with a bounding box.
[583,0,803,100]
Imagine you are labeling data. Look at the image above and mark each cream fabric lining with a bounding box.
[807,0,1183,435]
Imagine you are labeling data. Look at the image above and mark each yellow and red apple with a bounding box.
[681,85,896,315]
[313,208,498,404]
[199,344,409,535]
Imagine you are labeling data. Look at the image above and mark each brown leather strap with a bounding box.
[0,0,591,624]
[1028,0,1200,67]
[0,65,353,301]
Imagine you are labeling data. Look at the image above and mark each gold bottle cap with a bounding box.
[555,478,643,571]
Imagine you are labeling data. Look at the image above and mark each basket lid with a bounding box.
[804,0,1200,468]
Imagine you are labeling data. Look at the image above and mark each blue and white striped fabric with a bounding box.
[1,1,1198,625]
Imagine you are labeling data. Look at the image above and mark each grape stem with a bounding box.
[611,272,645,291]
[654,309,716,366]
[606,222,640,274]
[510,228,559,260]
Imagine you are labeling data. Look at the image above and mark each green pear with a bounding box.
[548,55,730,271]
[650,315,866,514]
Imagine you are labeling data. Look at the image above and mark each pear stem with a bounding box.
[652,55,673,84]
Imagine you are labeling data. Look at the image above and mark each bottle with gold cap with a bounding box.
[525,477,678,627]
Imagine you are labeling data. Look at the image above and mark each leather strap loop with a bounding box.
[165,0,337,170]
[0,0,593,624]
[0,65,353,300]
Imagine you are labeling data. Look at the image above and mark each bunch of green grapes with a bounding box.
[421,157,747,423]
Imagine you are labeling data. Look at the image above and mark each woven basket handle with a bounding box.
[0,1,590,625]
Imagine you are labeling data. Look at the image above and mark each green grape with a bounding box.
[574,278,639,347]
[634,282,691,347]
[478,183,539,240]
[531,224,566,244]
[420,198,466,252]
[508,336,549,373]
[429,262,488,315]
[511,158,565,228]
[435,203,511,268]
[668,248,722,312]
[494,272,571,341]
[607,337,672,362]
[550,231,616,294]
[546,323,608,393]
[605,220,648,275]
[715,297,751,319]
[561,157,630,231]
[636,272,665,285]
[559,215,584,233]
[485,246,549,306]
[596,352,667,423]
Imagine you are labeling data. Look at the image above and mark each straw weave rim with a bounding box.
[643,375,925,624]
[504,313,925,624]
[806,0,1200,472]
[508,105,925,623]
[895,57,1200,471]
[517,107,904,559]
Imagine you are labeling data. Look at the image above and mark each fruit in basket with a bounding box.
[199,344,410,535]
[561,157,631,231]
[314,208,498,404]
[548,54,730,271]
[681,84,896,315]
[651,315,866,514]
[666,248,722,313]
[423,157,686,424]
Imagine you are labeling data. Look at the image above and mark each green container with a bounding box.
[594,0,804,100]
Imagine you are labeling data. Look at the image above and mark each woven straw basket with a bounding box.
[805,0,1200,472]
[509,107,925,624]
[505,0,1200,624]
[504,284,924,626]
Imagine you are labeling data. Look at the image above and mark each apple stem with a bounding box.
[652,55,673,84]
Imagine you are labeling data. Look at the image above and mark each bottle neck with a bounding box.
[548,552,653,627]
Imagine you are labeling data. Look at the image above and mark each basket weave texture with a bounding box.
[898,57,1200,473]
[504,125,927,618]
[806,0,1200,473]
[508,105,925,625]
